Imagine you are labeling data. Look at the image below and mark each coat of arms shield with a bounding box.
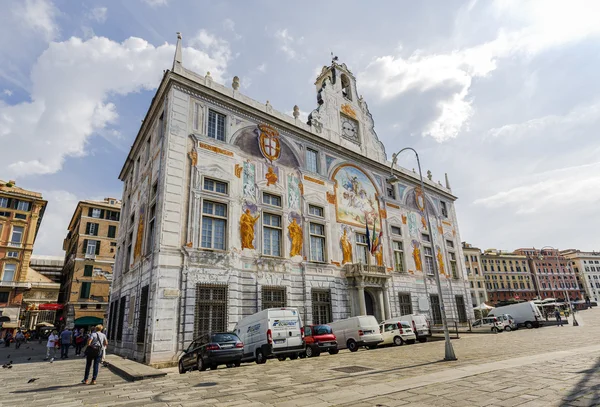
[258,124,281,162]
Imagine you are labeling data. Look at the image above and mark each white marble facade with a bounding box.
[109,38,473,366]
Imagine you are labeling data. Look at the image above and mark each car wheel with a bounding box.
[347,339,358,352]
[504,326,512,332]
[491,327,498,333]
[418,337,428,343]
[178,360,186,374]
[197,357,206,372]
[329,348,339,355]
[290,353,299,360]
[210,364,218,370]
[234,360,241,367]
[277,356,286,361]
[299,353,306,359]
[226,363,234,368]
[525,322,533,329]
[255,349,266,364]
[393,336,404,346]
[306,346,314,358]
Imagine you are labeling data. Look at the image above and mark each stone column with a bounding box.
[382,285,391,320]
[378,290,386,321]
[357,282,366,316]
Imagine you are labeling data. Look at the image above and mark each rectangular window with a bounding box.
[83,265,93,277]
[446,240,454,248]
[263,213,282,257]
[0,292,9,302]
[86,240,97,255]
[440,201,448,218]
[390,226,402,236]
[306,148,319,173]
[455,295,467,323]
[108,225,117,238]
[91,208,101,218]
[386,185,396,199]
[0,211,9,217]
[6,251,18,259]
[86,222,98,236]
[398,292,412,315]
[203,178,228,194]
[393,241,405,272]
[424,246,434,275]
[107,211,120,221]
[207,110,226,141]
[262,192,282,207]
[356,233,369,264]
[2,264,16,281]
[14,213,26,220]
[145,137,151,162]
[421,233,431,242]
[108,300,118,340]
[137,285,149,343]
[117,296,126,341]
[10,226,24,245]
[0,197,8,208]
[430,294,442,325]
[308,205,324,217]
[80,282,91,299]
[261,286,286,309]
[312,290,331,325]
[16,200,31,211]
[201,201,227,250]
[309,223,326,262]
[477,281,482,288]
[146,204,156,254]
[450,252,458,279]
[194,284,228,337]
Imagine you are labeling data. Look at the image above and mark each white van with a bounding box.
[398,314,430,342]
[234,308,305,364]
[488,301,542,329]
[328,316,383,352]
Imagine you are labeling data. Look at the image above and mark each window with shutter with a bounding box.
[82,239,88,254]
[85,223,91,235]
[83,265,93,277]
[95,241,101,255]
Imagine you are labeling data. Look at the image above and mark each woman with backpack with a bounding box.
[81,325,108,385]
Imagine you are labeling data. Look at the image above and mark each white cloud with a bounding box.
[257,63,267,73]
[275,29,299,60]
[33,189,79,255]
[141,0,169,7]
[0,33,230,177]
[2,89,12,96]
[473,162,600,215]
[88,7,108,23]
[360,1,600,142]
[13,0,60,42]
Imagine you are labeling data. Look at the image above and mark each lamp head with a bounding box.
[387,175,401,184]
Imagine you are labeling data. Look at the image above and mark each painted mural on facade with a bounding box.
[333,164,380,227]
[287,173,301,210]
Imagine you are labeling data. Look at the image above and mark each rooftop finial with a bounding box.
[173,32,183,72]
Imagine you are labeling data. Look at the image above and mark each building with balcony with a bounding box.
[561,249,600,302]
[59,198,121,328]
[108,35,472,366]
[515,248,582,302]
[462,242,488,307]
[482,249,536,304]
[0,180,47,333]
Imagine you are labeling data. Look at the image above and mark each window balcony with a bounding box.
[344,263,388,278]
[84,253,96,260]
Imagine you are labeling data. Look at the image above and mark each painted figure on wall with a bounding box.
[333,165,380,227]
[375,246,384,267]
[240,209,260,249]
[412,240,422,272]
[133,206,145,261]
[341,229,353,264]
[437,249,446,277]
[266,166,278,186]
[288,218,303,257]
[243,161,256,199]
[287,174,301,210]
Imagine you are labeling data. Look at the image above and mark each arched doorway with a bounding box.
[365,291,375,316]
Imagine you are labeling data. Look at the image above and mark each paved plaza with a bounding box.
[1,310,599,407]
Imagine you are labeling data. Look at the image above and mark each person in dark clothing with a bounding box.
[555,309,563,327]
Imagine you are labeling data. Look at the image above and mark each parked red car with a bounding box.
[301,324,338,357]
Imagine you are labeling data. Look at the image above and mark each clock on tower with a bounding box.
[340,115,359,143]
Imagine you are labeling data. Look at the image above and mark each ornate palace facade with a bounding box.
[109,35,472,366]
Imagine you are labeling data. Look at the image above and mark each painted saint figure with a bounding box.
[266,167,278,186]
[288,218,303,257]
[375,246,384,267]
[437,250,446,277]
[412,240,422,272]
[240,209,260,249]
[341,229,353,265]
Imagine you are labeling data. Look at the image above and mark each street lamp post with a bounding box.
[539,246,579,327]
[388,147,457,361]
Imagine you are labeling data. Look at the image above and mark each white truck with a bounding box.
[234,308,305,364]
[487,301,543,329]
[328,315,383,352]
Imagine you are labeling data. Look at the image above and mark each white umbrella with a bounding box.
[474,303,494,310]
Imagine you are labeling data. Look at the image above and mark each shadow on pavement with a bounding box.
[12,384,83,394]
[194,382,218,387]
[560,356,600,407]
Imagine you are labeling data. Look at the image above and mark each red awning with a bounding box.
[38,303,64,311]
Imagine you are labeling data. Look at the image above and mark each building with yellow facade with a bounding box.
[0,180,48,333]
[59,198,121,328]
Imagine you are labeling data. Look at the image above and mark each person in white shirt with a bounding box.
[45,330,59,361]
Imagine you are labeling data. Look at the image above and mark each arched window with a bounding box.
[341,74,352,100]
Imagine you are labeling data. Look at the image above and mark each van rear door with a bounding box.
[269,309,302,351]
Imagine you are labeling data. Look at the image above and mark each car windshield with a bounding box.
[401,322,411,329]
[313,325,332,335]
[211,333,239,343]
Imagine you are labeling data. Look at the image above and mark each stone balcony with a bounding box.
[344,263,390,285]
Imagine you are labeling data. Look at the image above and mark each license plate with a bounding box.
[363,330,373,334]
[274,339,285,344]
[221,344,233,349]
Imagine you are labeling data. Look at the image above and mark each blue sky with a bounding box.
[1,0,600,255]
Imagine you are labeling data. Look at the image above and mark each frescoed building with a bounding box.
[108,35,472,366]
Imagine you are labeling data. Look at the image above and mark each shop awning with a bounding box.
[38,303,64,311]
[74,316,103,326]
[1,322,20,329]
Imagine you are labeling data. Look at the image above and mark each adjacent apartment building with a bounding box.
[482,249,536,304]
[462,242,487,307]
[0,180,47,332]
[108,35,472,366]
[515,248,581,301]
[59,198,121,328]
[561,249,600,302]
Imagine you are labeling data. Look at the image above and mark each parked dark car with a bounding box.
[179,332,244,374]
[301,324,338,357]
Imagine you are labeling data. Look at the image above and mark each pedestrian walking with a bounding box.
[555,309,563,327]
[60,328,73,359]
[74,329,84,356]
[15,329,24,349]
[82,325,108,385]
[45,330,59,360]
[4,332,13,347]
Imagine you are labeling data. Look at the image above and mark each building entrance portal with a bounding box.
[365,291,375,316]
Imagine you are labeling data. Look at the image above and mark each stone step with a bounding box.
[104,354,167,381]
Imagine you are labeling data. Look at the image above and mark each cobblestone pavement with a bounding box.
[1,310,599,407]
